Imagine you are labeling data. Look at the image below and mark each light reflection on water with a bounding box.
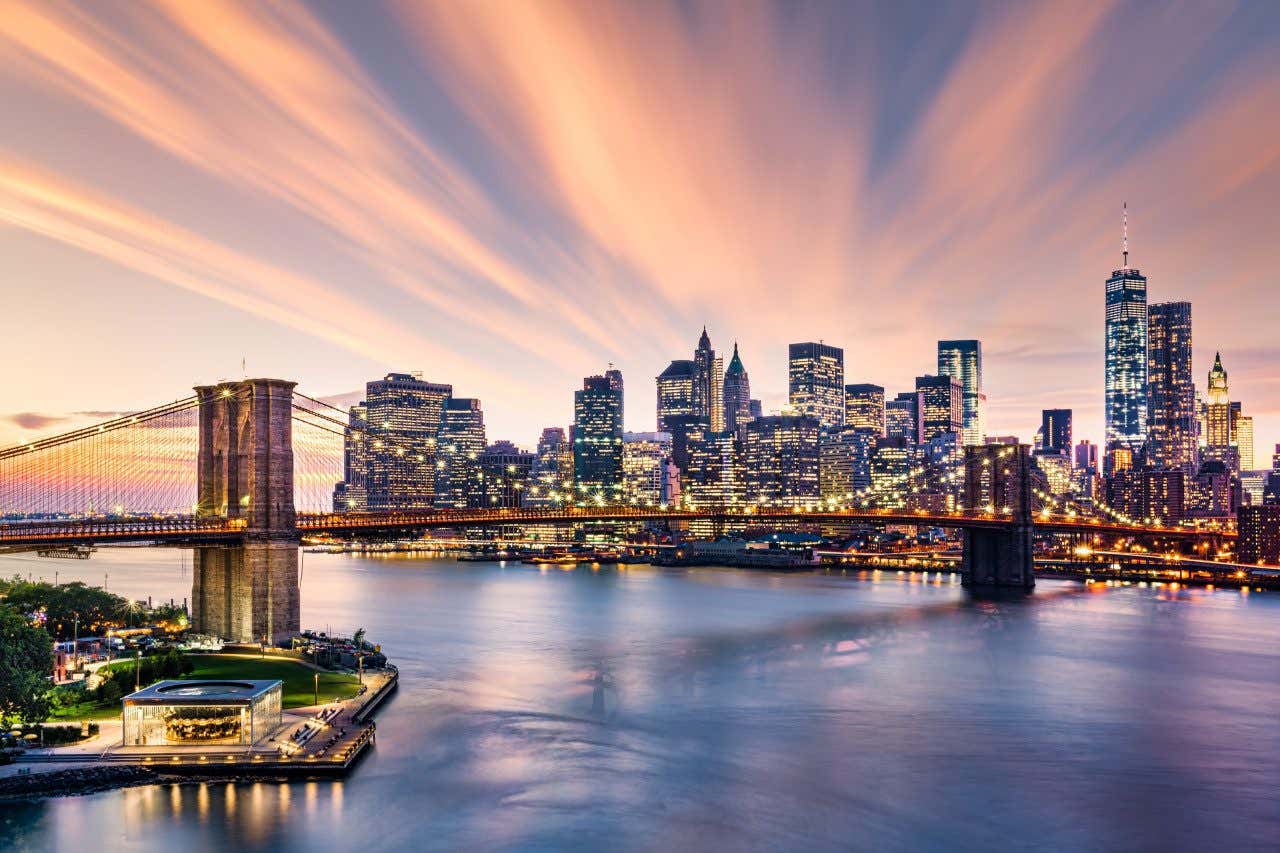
[2,550,1279,852]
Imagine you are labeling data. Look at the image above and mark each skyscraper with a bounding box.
[574,372,624,503]
[656,360,697,431]
[844,383,885,435]
[1146,301,1196,471]
[622,431,672,506]
[1040,409,1073,456]
[1104,205,1148,469]
[434,398,486,508]
[1234,412,1255,471]
[722,342,752,433]
[479,441,534,508]
[915,375,963,443]
[605,366,625,431]
[692,328,724,433]
[788,342,844,430]
[528,427,573,506]
[743,415,820,503]
[364,372,452,510]
[1205,351,1232,454]
[886,392,922,447]
[937,340,985,445]
[684,428,742,511]
[333,403,368,511]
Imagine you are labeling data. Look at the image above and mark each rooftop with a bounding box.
[124,679,281,705]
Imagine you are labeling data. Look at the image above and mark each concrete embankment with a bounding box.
[0,765,167,801]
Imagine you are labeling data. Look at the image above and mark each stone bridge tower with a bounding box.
[960,444,1035,591]
[192,379,299,644]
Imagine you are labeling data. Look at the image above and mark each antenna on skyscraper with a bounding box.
[1122,201,1129,269]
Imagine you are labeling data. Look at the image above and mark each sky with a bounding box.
[0,0,1277,458]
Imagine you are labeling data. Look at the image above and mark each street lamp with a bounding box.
[135,649,142,691]
[314,672,319,706]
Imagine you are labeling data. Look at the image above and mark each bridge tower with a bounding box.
[194,378,297,535]
[192,379,299,645]
[960,444,1034,591]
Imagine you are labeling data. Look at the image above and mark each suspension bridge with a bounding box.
[0,377,1237,614]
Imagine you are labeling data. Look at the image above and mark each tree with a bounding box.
[0,605,53,726]
[353,627,366,650]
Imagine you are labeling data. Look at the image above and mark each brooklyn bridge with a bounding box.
[1,379,1237,643]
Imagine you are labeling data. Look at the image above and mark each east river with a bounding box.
[2,548,1278,852]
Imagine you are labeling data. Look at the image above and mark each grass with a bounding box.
[47,654,361,722]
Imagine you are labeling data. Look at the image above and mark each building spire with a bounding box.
[1122,201,1129,269]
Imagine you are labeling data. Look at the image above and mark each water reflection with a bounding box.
[3,555,1278,851]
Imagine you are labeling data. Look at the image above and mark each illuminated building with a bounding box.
[937,340,985,445]
[574,372,624,503]
[886,392,922,447]
[480,441,534,508]
[1104,205,1148,470]
[1075,440,1099,472]
[915,375,962,443]
[623,432,672,506]
[656,360,697,432]
[684,429,742,510]
[869,436,911,508]
[693,328,725,433]
[788,342,844,430]
[1203,352,1236,471]
[1039,410,1072,457]
[819,428,872,501]
[364,372,451,510]
[1233,411,1254,471]
[528,427,573,506]
[332,403,368,511]
[435,398,486,509]
[722,342,753,433]
[1238,505,1280,564]
[743,415,820,503]
[1146,301,1196,471]
[123,680,282,747]
[1141,469,1185,522]
[605,367,624,430]
[1188,460,1235,517]
[844,384,885,435]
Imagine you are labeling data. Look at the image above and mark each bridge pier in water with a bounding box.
[193,378,301,644]
[960,444,1035,592]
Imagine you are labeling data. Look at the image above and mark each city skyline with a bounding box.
[1,1,1278,454]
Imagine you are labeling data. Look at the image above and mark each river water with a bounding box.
[2,548,1278,852]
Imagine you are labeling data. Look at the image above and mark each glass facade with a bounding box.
[1104,265,1148,467]
[122,680,282,747]
[656,360,697,432]
[937,340,985,445]
[915,375,963,444]
[844,384,885,435]
[788,342,844,430]
[1146,301,1196,471]
[363,373,452,510]
[742,415,819,504]
[434,398,487,508]
[574,373,624,503]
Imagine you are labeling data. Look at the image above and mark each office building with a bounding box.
[722,343,753,433]
[333,403,368,511]
[623,432,673,507]
[915,375,963,443]
[886,392,922,447]
[528,427,573,506]
[574,372,624,503]
[1146,301,1196,471]
[1238,506,1280,564]
[684,429,742,510]
[844,384,885,435]
[435,398,486,509]
[364,372,452,510]
[1233,411,1255,471]
[1040,409,1073,456]
[1104,207,1148,468]
[743,415,820,503]
[1204,352,1236,470]
[788,342,844,430]
[820,428,873,501]
[1075,440,1099,472]
[693,329,725,433]
[937,340,985,445]
[869,437,912,508]
[480,441,534,508]
[656,360,697,432]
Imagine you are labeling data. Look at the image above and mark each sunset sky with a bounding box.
[1,0,1277,454]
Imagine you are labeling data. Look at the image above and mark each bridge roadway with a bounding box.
[0,506,1234,548]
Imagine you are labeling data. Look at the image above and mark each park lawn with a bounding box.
[183,654,360,708]
[49,654,360,722]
